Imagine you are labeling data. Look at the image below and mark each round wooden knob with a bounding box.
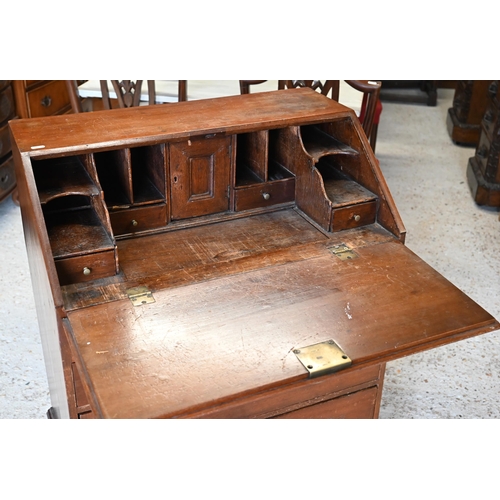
[40,96,52,107]
[83,267,92,275]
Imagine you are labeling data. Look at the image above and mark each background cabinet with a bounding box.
[12,80,71,119]
[1,81,73,205]
[447,80,494,146]
[0,81,17,204]
[467,81,500,206]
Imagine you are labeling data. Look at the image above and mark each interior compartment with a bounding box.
[32,155,98,204]
[130,144,166,205]
[93,149,132,208]
[42,195,115,259]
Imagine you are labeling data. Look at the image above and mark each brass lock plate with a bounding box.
[126,286,155,306]
[329,243,358,261]
[293,340,352,378]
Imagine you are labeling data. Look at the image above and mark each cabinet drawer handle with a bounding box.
[354,214,361,222]
[40,96,52,107]
[83,267,92,276]
[262,192,270,200]
[131,219,138,226]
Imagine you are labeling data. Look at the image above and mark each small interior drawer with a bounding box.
[109,203,167,235]
[234,178,295,212]
[55,249,116,285]
[26,80,70,117]
[0,85,15,124]
[331,200,377,232]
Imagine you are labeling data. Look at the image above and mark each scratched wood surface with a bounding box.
[66,232,498,418]
[9,88,352,156]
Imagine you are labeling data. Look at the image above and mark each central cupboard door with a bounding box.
[169,135,231,219]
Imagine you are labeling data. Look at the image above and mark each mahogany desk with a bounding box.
[10,88,499,418]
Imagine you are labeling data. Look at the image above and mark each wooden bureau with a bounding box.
[9,88,499,418]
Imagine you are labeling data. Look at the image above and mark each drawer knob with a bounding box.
[354,214,361,222]
[262,192,271,200]
[131,219,138,226]
[82,267,92,276]
[40,96,52,107]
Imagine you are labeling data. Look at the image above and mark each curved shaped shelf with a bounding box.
[301,125,358,163]
[33,156,100,205]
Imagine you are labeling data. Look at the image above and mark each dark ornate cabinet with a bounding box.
[467,81,500,206]
[10,88,499,419]
[447,80,494,146]
[0,81,17,204]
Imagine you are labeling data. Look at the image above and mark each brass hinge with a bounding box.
[126,286,155,307]
[329,243,358,261]
[293,340,352,378]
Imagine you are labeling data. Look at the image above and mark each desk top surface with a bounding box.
[10,88,353,156]
[64,211,498,418]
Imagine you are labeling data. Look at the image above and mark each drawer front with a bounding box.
[26,80,70,117]
[234,177,295,211]
[330,200,377,232]
[0,121,12,158]
[0,85,15,124]
[184,364,383,419]
[55,249,116,285]
[274,385,379,419]
[109,204,167,235]
[0,156,16,202]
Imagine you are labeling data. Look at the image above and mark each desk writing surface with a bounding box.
[64,210,497,419]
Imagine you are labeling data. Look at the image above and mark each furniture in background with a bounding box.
[10,88,498,419]
[239,80,267,94]
[7,81,75,204]
[467,81,500,206]
[0,81,17,205]
[241,80,382,151]
[447,81,494,146]
[12,80,72,118]
[66,80,187,113]
[380,80,438,106]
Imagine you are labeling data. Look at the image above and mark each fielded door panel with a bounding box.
[169,135,231,219]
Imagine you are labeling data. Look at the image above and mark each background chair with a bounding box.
[278,80,382,152]
[239,80,382,151]
[66,80,187,113]
[239,80,268,94]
